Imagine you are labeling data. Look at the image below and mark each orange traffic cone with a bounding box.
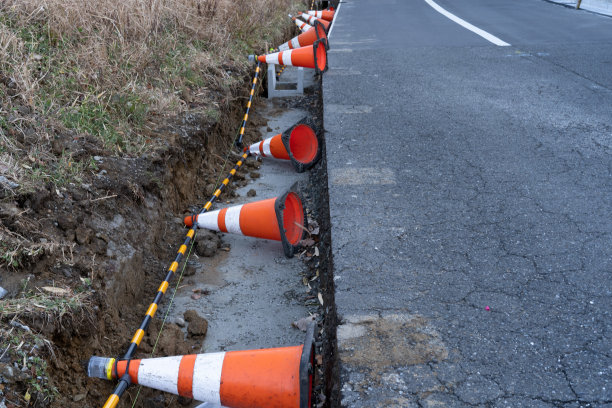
[184,187,306,257]
[296,13,331,32]
[278,20,328,51]
[302,9,335,21]
[88,324,315,408]
[248,40,327,75]
[290,15,313,32]
[248,117,321,173]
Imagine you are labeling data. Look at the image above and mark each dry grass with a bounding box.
[0,284,90,322]
[0,224,76,268]
[0,0,299,158]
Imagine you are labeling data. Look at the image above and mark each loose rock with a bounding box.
[75,226,91,245]
[57,214,77,231]
[73,394,86,402]
[247,189,256,197]
[0,176,19,190]
[292,314,318,331]
[184,309,208,338]
[195,231,220,257]
[0,363,27,383]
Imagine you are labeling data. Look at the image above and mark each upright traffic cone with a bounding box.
[302,9,335,21]
[278,20,328,51]
[88,323,315,408]
[184,187,306,257]
[248,39,327,74]
[248,117,321,172]
[295,14,331,32]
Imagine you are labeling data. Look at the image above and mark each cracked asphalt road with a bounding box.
[323,0,612,406]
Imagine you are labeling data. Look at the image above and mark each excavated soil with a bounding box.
[0,82,273,407]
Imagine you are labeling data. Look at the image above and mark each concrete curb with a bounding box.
[546,0,612,16]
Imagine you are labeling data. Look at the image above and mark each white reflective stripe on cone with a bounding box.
[138,356,182,395]
[296,20,312,31]
[224,205,243,235]
[291,37,301,49]
[196,211,222,232]
[192,352,225,404]
[262,137,273,157]
[248,141,262,156]
[284,50,294,65]
[266,52,280,65]
[278,42,290,51]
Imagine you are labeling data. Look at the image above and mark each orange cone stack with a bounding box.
[295,14,331,32]
[88,324,315,408]
[302,9,335,21]
[184,188,305,257]
[249,40,327,74]
[278,20,328,51]
[248,117,320,173]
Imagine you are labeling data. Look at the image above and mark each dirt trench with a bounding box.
[0,70,344,408]
[0,79,275,407]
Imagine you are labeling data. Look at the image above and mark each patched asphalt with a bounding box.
[323,0,612,406]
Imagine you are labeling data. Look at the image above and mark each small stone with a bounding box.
[0,363,27,383]
[0,287,7,300]
[247,189,256,197]
[181,87,193,103]
[175,317,186,327]
[184,309,208,337]
[292,314,318,331]
[184,261,197,276]
[0,176,19,190]
[73,394,86,402]
[92,238,107,255]
[195,231,220,257]
[75,226,91,245]
[64,229,76,242]
[249,171,261,179]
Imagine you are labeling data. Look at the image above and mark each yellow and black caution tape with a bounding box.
[236,61,262,147]
[100,63,262,408]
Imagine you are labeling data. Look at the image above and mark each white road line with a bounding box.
[327,0,342,38]
[424,0,511,46]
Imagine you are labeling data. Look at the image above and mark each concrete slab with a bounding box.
[164,101,313,353]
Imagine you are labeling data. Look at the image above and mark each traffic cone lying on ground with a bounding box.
[248,117,321,172]
[184,187,306,257]
[302,9,335,21]
[290,15,313,32]
[88,324,315,408]
[248,39,327,74]
[295,13,331,32]
[278,20,328,51]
